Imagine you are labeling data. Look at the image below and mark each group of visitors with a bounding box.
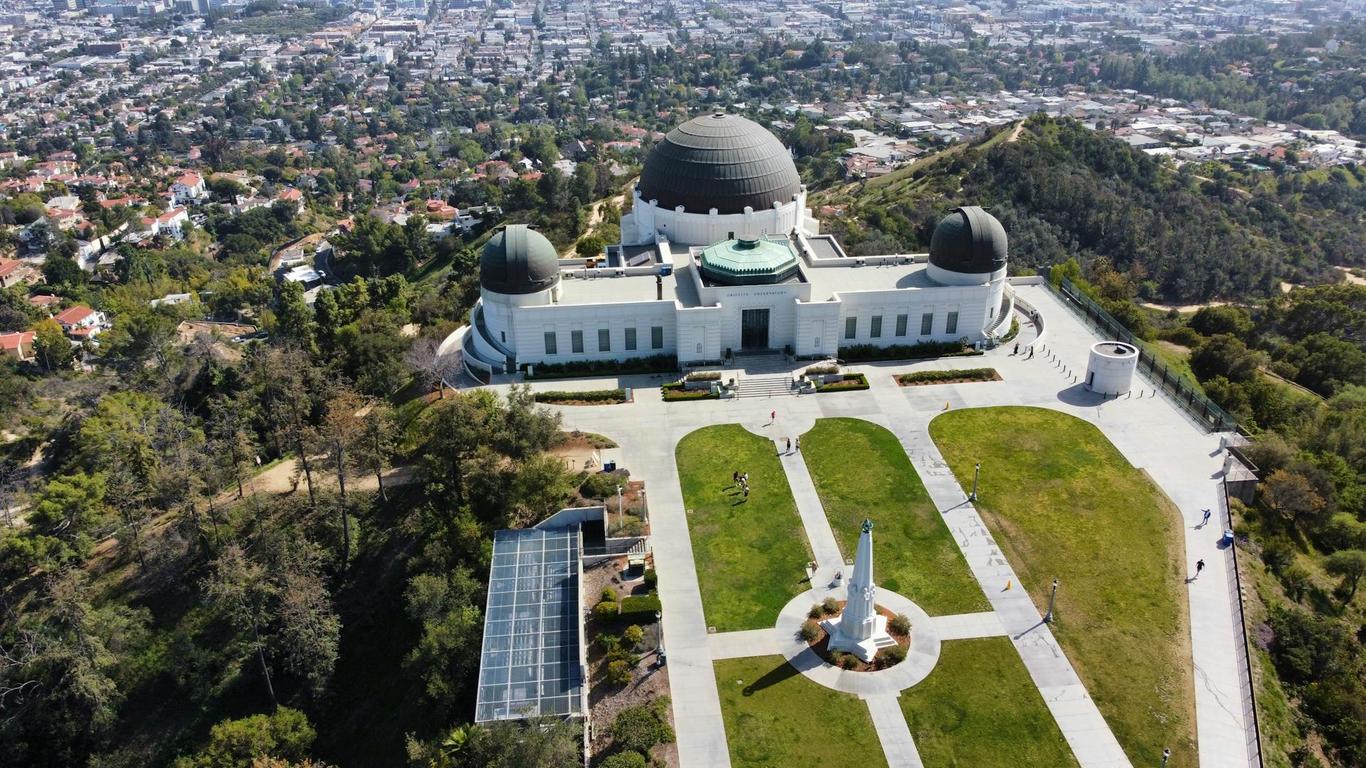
[732,470,750,500]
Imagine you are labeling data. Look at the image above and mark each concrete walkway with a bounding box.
[864,693,926,768]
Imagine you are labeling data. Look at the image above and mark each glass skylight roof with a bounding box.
[474,528,585,722]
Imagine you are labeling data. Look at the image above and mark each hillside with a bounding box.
[812,115,1364,302]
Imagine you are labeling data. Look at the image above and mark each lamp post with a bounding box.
[641,488,648,526]
[969,462,981,502]
[616,484,623,534]
[1045,578,1059,623]
[655,610,666,665]
[1162,748,1171,767]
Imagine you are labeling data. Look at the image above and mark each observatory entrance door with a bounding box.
[741,308,770,350]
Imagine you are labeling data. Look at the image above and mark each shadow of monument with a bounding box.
[1055,383,1110,407]
[741,655,804,697]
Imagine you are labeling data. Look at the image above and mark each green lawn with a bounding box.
[900,638,1079,768]
[929,407,1195,766]
[715,656,887,768]
[801,418,988,614]
[676,425,811,631]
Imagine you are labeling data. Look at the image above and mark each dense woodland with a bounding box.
[817,115,1364,301]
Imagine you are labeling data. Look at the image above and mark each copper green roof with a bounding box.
[699,237,800,285]
[638,112,802,215]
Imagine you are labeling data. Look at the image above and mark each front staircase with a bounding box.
[736,373,795,399]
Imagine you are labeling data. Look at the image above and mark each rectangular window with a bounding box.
[625,327,637,351]
[543,332,557,355]
[870,315,883,339]
[571,330,584,354]
[598,328,611,352]
[946,311,959,335]
[651,326,664,349]
[895,314,908,337]
[920,312,934,335]
[844,316,857,340]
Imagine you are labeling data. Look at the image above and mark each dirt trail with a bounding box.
[561,179,635,258]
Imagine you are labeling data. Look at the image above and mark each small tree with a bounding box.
[622,624,644,647]
[32,318,74,372]
[1261,469,1327,528]
[1324,549,1366,598]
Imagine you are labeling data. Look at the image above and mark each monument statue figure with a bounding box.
[821,519,898,662]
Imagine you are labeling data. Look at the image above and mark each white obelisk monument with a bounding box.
[822,519,897,662]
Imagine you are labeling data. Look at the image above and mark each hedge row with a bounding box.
[534,389,628,404]
[620,594,662,620]
[525,354,678,380]
[896,368,1001,386]
[838,341,980,362]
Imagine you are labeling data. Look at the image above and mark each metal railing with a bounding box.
[1220,480,1266,768]
[1052,279,1238,432]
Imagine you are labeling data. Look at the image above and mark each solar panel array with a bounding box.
[474,527,584,722]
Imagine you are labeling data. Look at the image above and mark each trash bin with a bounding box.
[602,461,616,472]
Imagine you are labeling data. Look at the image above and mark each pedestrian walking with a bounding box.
[795,436,801,453]
[770,409,776,423]
[743,486,750,500]
[732,470,740,486]
[785,437,792,453]
[1013,342,1020,355]
[1195,559,1206,577]
[1027,348,1034,360]
[1201,508,1212,528]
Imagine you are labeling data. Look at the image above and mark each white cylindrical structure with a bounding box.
[1085,341,1139,395]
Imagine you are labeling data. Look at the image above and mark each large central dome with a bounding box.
[638,113,802,215]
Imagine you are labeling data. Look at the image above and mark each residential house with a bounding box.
[0,330,34,362]
[54,304,108,340]
[0,257,40,289]
[170,171,206,205]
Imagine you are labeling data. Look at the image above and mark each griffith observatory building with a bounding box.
[456,112,1015,379]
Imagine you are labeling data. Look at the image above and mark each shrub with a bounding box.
[620,594,662,620]
[878,644,908,667]
[1001,316,1021,343]
[600,752,647,768]
[611,698,675,753]
[836,652,859,670]
[807,604,823,619]
[606,659,633,686]
[642,568,658,590]
[601,586,619,603]
[821,597,840,615]
[889,613,911,635]
[622,624,645,647]
[582,471,626,500]
[1160,325,1202,348]
[799,619,820,642]
[804,363,839,375]
[533,388,627,404]
[598,633,622,654]
[593,600,620,621]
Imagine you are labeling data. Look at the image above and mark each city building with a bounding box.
[457,113,1013,380]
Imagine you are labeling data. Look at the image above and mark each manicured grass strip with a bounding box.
[900,638,1079,768]
[802,418,988,614]
[676,425,810,631]
[715,656,887,768]
[929,407,1195,767]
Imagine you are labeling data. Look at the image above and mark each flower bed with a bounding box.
[815,372,869,392]
[662,382,718,401]
[534,388,631,405]
[801,600,911,671]
[896,368,1002,386]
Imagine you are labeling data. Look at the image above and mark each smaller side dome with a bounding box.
[480,224,560,295]
[928,206,1008,275]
